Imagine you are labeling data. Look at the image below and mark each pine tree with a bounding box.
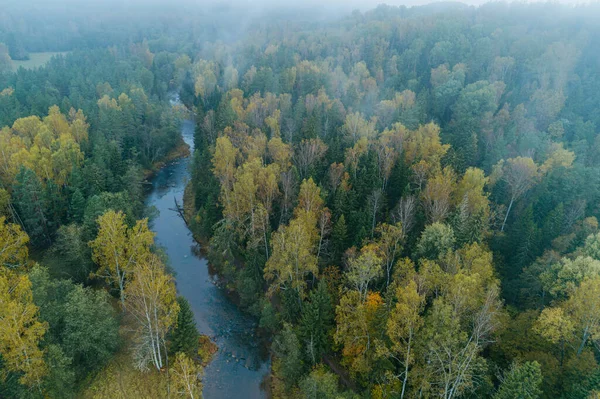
[169,296,200,358]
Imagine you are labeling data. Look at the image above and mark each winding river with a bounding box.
[145,100,269,398]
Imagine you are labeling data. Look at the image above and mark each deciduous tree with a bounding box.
[89,210,154,304]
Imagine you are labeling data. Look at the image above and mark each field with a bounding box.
[11,52,68,71]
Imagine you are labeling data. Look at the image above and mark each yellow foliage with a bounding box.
[125,254,179,371]
[0,216,29,269]
[0,219,46,387]
[0,272,47,386]
[171,352,204,399]
[89,211,154,303]
[0,107,87,186]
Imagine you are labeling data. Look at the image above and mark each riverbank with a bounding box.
[145,116,270,398]
[142,138,191,180]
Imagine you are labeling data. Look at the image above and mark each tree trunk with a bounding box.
[401,331,412,399]
[501,197,514,232]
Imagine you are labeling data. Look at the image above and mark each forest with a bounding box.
[2,1,600,398]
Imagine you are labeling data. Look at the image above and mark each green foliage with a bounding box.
[299,365,348,399]
[29,267,119,379]
[494,362,543,399]
[416,222,455,260]
[299,281,334,365]
[3,1,600,397]
[169,297,200,358]
[13,167,50,246]
[272,324,304,390]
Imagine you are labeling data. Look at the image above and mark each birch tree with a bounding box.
[386,280,424,399]
[0,218,47,388]
[125,254,179,371]
[172,352,204,399]
[89,210,154,305]
[497,157,539,232]
[375,222,404,287]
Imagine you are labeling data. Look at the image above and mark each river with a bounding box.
[145,103,270,398]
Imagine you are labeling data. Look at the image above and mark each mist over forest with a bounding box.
[1,1,600,398]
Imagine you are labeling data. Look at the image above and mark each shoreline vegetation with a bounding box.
[142,138,191,180]
[2,1,600,398]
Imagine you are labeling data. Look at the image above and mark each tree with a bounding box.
[331,215,348,263]
[0,188,10,218]
[62,286,119,374]
[294,139,328,179]
[422,167,456,223]
[497,157,539,232]
[265,210,319,299]
[494,361,543,399]
[566,277,600,356]
[453,167,490,220]
[171,352,203,399]
[42,344,76,399]
[375,222,404,286]
[48,224,92,283]
[392,195,417,238]
[0,272,47,388]
[0,217,29,269]
[170,297,200,358]
[346,244,384,301]
[422,290,500,399]
[29,266,119,378]
[69,189,86,223]
[0,219,47,388]
[386,280,424,399]
[299,365,345,399]
[125,254,179,371]
[342,112,377,145]
[335,290,384,377]
[416,223,455,260]
[0,43,12,74]
[12,167,50,245]
[89,210,154,304]
[272,324,303,389]
[299,281,333,365]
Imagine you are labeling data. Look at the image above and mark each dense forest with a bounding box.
[2,1,600,398]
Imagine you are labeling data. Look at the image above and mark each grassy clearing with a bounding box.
[80,313,170,399]
[12,52,67,71]
[80,351,169,399]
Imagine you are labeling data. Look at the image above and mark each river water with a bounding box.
[145,109,269,398]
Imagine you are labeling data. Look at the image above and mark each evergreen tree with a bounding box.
[299,281,334,365]
[331,215,348,263]
[272,324,304,390]
[494,361,543,399]
[13,167,50,246]
[69,189,86,223]
[169,297,200,358]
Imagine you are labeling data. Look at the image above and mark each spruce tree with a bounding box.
[331,215,348,262]
[299,281,333,365]
[494,361,543,399]
[169,297,199,358]
[13,167,50,245]
[69,189,86,223]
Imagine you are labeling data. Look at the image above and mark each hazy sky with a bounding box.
[215,0,595,8]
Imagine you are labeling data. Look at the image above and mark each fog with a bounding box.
[3,0,596,10]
